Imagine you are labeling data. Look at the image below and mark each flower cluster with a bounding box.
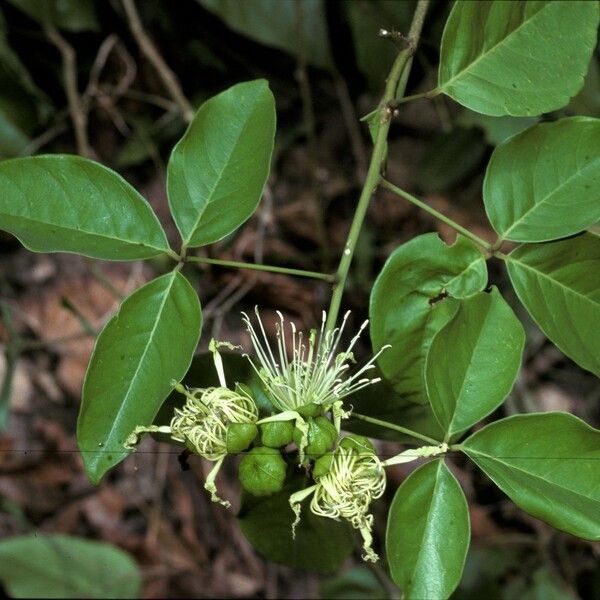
[124,310,403,562]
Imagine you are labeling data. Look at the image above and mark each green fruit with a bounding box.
[340,434,375,455]
[312,453,334,479]
[260,421,295,448]
[296,402,322,418]
[294,416,338,457]
[226,422,258,453]
[239,447,286,496]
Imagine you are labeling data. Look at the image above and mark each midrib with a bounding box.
[441,4,552,90]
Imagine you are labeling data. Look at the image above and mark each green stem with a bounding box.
[325,0,430,332]
[351,412,441,446]
[394,90,436,105]
[166,248,181,261]
[380,178,494,252]
[185,256,335,282]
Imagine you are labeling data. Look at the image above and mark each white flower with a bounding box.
[242,308,389,413]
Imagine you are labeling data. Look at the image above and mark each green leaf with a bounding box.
[462,412,600,540]
[0,155,171,260]
[167,80,276,248]
[425,288,525,438]
[438,1,600,116]
[238,475,353,573]
[197,0,332,69]
[484,118,600,242]
[386,459,470,599]
[7,0,98,31]
[319,567,389,600]
[503,567,577,600]
[0,534,140,598]
[78,272,201,483]
[0,7,52,157]
[455,546,522,600]
[370,233,487,403]
[506,234,600,377]
[457,110,538,146]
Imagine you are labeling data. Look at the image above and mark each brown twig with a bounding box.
[44,25,94,158]
[121,0,194,123]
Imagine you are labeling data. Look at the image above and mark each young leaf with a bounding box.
[0,534,141,598]
[78,271,201,483]
[484,118,600,242]
[425,288,525,439]
[0,155,171,260]
[167,79,276,248]
[238,475,353,573]
[438,1,599,116]
[386,459,470,599]
[506,234,600,377]
[370,233,487,403]
[461,412,600,540]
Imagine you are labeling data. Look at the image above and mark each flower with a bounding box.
[168,385,258,461]
[290,440,386,562]
[242,308,388,413]
[124,340,259,507]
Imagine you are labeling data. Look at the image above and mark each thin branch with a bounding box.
[351,412,441,446]
[325,0,430,332]
[380,178,494,252]
[44,25,94,157]
[121,0,194,123]
[185,256,335,282]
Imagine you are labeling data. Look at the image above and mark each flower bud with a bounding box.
[293,416,337,458]
[312,452,334,479]
[239,447,287,497]
[227,422,258,453]
[260,421,294,448]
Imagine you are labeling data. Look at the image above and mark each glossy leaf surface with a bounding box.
[438,1,599,116]
[425,288,525,438]
[0,534,140,598]
[387,460,470,599]
[484,118,600,242]
[462,413,600,540]
[370,234,487,403]
[78,272,201,483]
[506,234,600,377]
[168,79,275,247]
[0,155,170,260]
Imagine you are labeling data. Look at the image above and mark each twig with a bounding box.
[185,256,335,282]
[325,0,431,332]
[121,0,194,123]
[44,25,94,158]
